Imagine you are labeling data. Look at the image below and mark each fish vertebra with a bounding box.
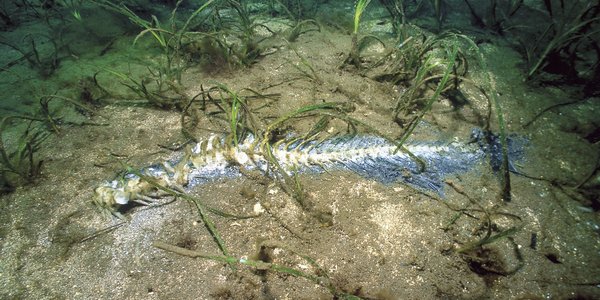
[94,129,523,216]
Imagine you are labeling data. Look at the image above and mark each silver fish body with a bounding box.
[93,130,523,215]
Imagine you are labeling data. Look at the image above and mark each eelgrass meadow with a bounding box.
[0,0,599,298]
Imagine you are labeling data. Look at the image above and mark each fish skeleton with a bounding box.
[93,128,524,216]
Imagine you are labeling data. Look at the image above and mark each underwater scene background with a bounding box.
[0,0,599,298]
